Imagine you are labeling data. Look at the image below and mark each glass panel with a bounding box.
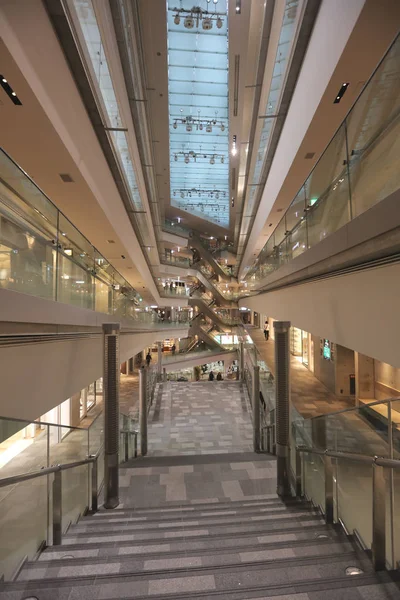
[0,472,48,580]
[285,185,306,232]
[303,451,325,511]
[336,458,373,548]
[347,36,400,217]
[61,464,90,533]
[0,418,49,478]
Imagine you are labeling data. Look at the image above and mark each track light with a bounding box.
[220,123,225,132]
[174,154,178,161]
[210,156,215,165]
[221,156,224,164]
[173,121,177,129]
[186,123,192,132]
[199,123,203,131]
[184,155,190,164]
[174,13,180,25]
[184,15,194,28]
[216,17,223,28]
[206,122,212,133]
[203,17,213,30]
[180,192,184,198]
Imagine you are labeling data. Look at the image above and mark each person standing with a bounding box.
[264,321,270,341]
[146,351,152,367]
[171,343,176,355]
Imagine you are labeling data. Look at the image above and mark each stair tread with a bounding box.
[15,552,371,585]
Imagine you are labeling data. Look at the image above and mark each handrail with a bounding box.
[296,445,400,468]
[0,450,101,489]
[302,396,400,422]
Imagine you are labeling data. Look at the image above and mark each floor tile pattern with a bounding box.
[147,381,253,456]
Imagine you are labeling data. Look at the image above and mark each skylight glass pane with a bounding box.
[167,0,230,228]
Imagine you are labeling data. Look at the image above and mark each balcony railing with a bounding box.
[247,33,400,284]
[0,148,160,325]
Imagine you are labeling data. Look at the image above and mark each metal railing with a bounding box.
[294,444,400,571]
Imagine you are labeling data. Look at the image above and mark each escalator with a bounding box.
[189,234,232,282]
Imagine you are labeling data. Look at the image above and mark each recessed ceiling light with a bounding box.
[334,82,349,104]
[107,239,115,244]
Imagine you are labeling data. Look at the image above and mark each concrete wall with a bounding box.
[240,263,400,369]
[374,360,400,401]
[335,344,355,397]
[312,335,335,393]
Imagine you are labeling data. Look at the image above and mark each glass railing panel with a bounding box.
[0,418,49,478]
[0,474,48,580]
[57,252,95,309]
[392,467,400,568]
[336,458,373,549]
[303,451,325,511]
[346,37,400,218]
[61,463,90,533]
[285,185,306,232]
[304,122,350,249]
[286,219,307,262]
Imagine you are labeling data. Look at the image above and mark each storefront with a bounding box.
[290,326,312,369]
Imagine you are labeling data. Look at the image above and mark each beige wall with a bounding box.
[0,331,159,421]
[374,360,400,401]
[240,263,400,369]
[335,344,355,397]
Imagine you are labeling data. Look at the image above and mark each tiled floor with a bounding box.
[118,453,277,508]
[147,381,253,456]
[249,328,354,419]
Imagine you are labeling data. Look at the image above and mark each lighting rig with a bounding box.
[172,1,225,30]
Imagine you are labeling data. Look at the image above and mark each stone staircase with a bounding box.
[1,454,399,599]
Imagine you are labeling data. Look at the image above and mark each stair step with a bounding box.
[71,506,317,533]
[63,514,324,543]
[95,495,284,514]
[16,551,368,584]
[4,574,398,600]
[84,502,311,526]
[29,540,354,575]
[39,523,334,557]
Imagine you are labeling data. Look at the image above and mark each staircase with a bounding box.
[2,453,399,599]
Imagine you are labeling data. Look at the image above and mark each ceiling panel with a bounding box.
[167,0,230,228]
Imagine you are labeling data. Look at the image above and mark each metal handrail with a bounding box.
[303,396,400,422]
[296,445,400,468]
[294,443,400,571]
[0,451,100,489]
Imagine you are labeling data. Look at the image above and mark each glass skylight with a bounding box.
[167,0,230,228]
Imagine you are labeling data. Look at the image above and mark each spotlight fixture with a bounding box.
[206,122,212,133]
[174,13,180,25]
[184,155,190,164]
[235,0,241,13]
[199,122,203,130]
[210,156,215,165]
[186,123,193,132]
[221,156,224,164]
[216,17,223,28]
[203,17,213,30]
[184,14,194,28]
[231,134,237,156]
[334,82,350,104]
[173,121,177,129]
[174,154,178,161]
[220,122,225,132]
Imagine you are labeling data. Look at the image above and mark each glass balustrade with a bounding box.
[247,33,400,284]
[0,147,168,326]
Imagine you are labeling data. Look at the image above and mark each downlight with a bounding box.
[334,82,349,104]
[0,74,22,105]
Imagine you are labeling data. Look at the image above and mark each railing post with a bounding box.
[102,323,120,509]
[324,453,334,524]
[163,367,167,382]
[139,367,148,456]
[274,321,291,497]
[240,342,244,381]
[372,461,386,571]
[52,469,62,545]
[295,448,302,497]
[91,457,98,513]
[157,341,162,378]
[252,365,260,452]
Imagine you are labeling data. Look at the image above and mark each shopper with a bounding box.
[208,371,214,381]
[146,352,152,367]
[216,372,222,381]
[171,343,176,355]
[264,321,270,341]
[263,327,268,340]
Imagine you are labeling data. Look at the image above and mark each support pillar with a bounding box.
[239,342,244,381]
[163,367,167,382]
[355,352,375,407]
[252,365,260,452]
[157,342,162,378]
[139,367,148,456]
[102,323,120,509]
[128,357,134,374]
[274,321,291,497]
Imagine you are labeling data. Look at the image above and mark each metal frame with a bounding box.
[295,445,400,571]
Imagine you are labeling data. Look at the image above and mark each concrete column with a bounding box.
[128,357,134,374]
[239,342,244,381]
[102,323,120,509]
[355,352,375,406]
[139,367,148,456]
[273,321,291,497]
[253,365,260,452]
[121,361,128,375]
[157,341,162,377]
[171,307,176,322]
